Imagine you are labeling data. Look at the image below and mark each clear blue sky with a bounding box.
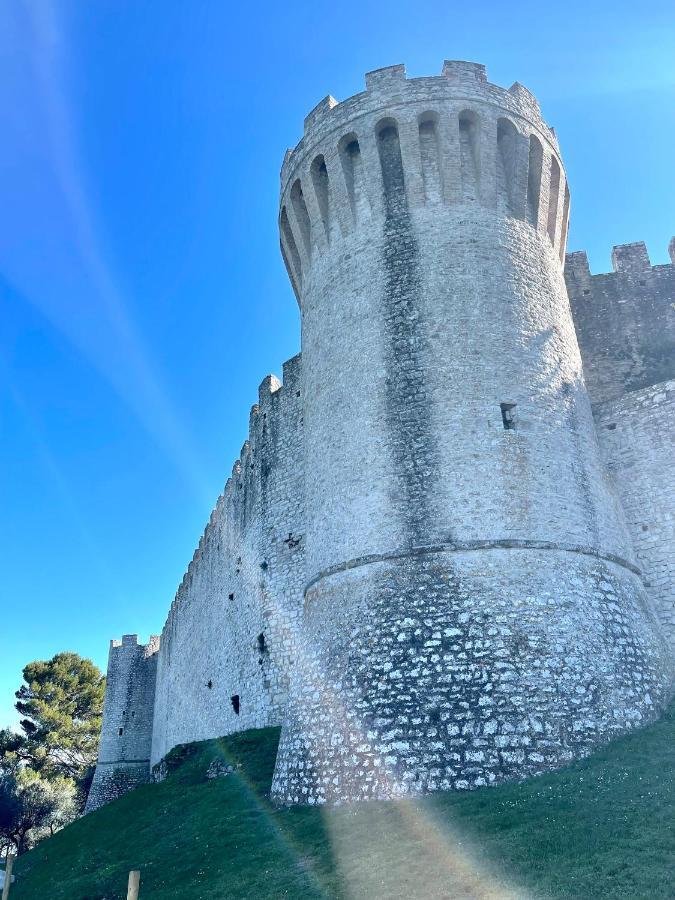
[1,0,673,728]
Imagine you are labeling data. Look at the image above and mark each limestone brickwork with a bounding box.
[149,356,305,766]
[566,241,675,406]
[86,61,675,814]
[566,245,675,648]
[593,382,675,647]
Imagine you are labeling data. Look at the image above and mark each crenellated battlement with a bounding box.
[283,60,554,179]
[279,61,569,303]
[110,634,160,655]
[165,353,302,629]
[566,239,675,280]
[565,239,675,406]
[89,60,675,818]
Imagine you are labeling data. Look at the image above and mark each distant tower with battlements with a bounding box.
[85,634,159,813]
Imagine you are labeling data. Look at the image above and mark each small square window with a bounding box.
[500,402,517,431]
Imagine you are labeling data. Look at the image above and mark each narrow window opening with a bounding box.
[260,560,268,571]
[559,183,571,262]
[228,592,234,601]
[527,135,543,226]
[338,134,364,221]
[257,633,266,654]
[458,111,480,200]
[118,728,124,736]
[547,157,561,245]
[497,118,517,212]
[310,154,330,238]
[418,114,442,203]
[280,206,302,286]
[290,179,311,256]
[206,679,213,690]
[376,119,406,211]
[231,695,240,715]
[500,402,517,431]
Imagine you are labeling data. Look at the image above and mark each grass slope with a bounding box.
[12,699,675,900]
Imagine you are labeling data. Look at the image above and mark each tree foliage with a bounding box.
[0,653,105,841]
[1,653,105,784]
[0,769,76,854]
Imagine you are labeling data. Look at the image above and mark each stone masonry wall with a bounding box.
[150,355,304,766]
[565,240,675,406]
[594,381,675,649]
[87,61,675,816]
[85,634,160,813]
[271,61,673,804]
[273,549,669,804]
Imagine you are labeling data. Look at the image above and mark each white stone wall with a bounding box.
[150,355,304,766]
[595,381,675,648]
[272,61,672,803]
[87,61,674,815]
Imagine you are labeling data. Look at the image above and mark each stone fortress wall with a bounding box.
[271,60,671,805]
[565,241,675,647]
[85,61,675,814]
[150,355,306,766]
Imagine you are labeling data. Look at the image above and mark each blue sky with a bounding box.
[1,0,673,728]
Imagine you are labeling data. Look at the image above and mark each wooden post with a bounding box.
[127,869,140,899]
[2,854,14,900]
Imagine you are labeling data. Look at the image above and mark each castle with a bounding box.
[85,61,675,813]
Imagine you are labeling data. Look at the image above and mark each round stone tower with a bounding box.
[271,61,672,804]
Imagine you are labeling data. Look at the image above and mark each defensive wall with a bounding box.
[150,354,305,766]
[86,61,675,814]
[270,60,671,805]
[565,241,675,649]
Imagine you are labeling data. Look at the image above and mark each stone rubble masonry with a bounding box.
[565,240,675,406]
[594,381,675,648]
[86,61,674,813]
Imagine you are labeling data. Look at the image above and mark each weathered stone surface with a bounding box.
[566,244,675,406]
[84,635,160,813]
[594,381,675,649]
[86,61,674,814]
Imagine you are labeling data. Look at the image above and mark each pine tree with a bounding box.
[0,653,105,790]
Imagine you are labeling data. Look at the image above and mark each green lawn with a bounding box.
[11,699,675,899]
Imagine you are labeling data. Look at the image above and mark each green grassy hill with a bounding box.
[12,699,675,899]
